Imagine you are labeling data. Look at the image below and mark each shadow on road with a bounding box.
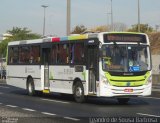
[2,84,151,107]
[10,89,150,106]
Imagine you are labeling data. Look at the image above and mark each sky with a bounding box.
[0,0,160,36]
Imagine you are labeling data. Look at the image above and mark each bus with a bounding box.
[6,32,152,103]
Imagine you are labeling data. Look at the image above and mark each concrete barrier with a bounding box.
[152,74,160,84]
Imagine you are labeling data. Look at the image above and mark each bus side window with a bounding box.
[12,47,19,64]
[57,44,69,64]
[19,46,30,64]
[30,46,40,64]
[70,44,75,64]
[9,47,14,64]
[51,45,57,64]
[74,43,84,64]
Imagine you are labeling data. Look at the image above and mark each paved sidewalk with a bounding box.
[0,79,6,84]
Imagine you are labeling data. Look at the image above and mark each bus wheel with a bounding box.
[117,98,130,104]
[27,78,35,96]
[73,82,85,103]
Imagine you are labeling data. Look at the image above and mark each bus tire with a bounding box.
[27,78,35,96]
[73,82,85,103]
[117,98,130,104]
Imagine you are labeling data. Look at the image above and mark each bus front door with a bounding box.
[42,48,50,91]
[87,45,99,94]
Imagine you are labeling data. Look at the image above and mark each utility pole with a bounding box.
[67,0,71,36]
[41,5,48,37]
[138,0,141,32]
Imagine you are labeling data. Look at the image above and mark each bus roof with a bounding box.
[8,39,43,46]
[8,32,148,46]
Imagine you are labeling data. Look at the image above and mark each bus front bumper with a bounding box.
[99,83,152,97]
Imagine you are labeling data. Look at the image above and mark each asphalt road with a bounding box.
[0,82,160,123]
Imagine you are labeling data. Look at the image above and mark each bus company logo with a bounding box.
[88,40,95,43]
[126,82,131,87]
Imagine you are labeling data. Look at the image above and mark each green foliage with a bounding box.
[128,24,154,33]
[0,39,10,57]
[7,27,41,40]
[71,25,87,34]
[0,27,41,57]
[90,25,107,32]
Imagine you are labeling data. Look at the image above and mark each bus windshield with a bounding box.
[101,44,151,72]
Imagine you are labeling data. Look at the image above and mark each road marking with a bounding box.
[6,105,18,108]
[64,117,80,121]
[141,96,160,100]
[41,98,69,104]
[0,92,3,94]
[137,113,160,118]
[0,103,2,104]
[41,112,56,116]
[0,86,9,89]
[22,108,36,112]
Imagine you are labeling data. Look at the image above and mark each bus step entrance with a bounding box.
[88,92,97,95]
[43,89,50,94]
[89,69,96,94]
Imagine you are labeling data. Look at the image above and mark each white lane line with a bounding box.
[22,108,36,112]
[0,86,9,89]
[41,112,56,116]
[6,105,18,108]
[137,113,160,118]
[41,98,69,104]
[64,117,80,121]
[140,96,160,100]
[0,92,3,94]
[0,103,2,104]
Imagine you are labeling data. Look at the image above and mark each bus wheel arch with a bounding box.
[26,76,35,96]
[72,78,85,103]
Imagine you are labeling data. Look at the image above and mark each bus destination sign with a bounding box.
[103,34,146,43]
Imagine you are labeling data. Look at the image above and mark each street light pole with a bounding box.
[138,0,140,32]
[41,5,48,37]
[67,0,71,36]
[107,13,111,26]
[111,0,114,31]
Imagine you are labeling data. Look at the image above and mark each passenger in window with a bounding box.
[29,56,34,64]
[68,44,74,64]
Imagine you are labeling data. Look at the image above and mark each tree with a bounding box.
[90,23,127,32]
[7,27,41,40]
[0,27,41,57]
[90,25,108,32]
[71,25,87,34]
[0,39,10,57]
[128,24,154,33]
[113,23,127,32]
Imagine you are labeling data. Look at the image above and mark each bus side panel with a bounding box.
[49,66,87,94]
[7,65,41,90]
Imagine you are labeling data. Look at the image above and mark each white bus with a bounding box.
[7,32,152,103]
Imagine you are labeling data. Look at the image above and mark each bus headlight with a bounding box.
[101,75,109,85]
[145,76,152,85]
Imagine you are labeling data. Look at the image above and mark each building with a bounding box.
[0,33,12,41]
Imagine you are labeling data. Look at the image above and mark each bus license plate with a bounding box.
[124,89,133,92]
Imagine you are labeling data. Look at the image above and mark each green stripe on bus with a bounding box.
[105,71,151,87]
